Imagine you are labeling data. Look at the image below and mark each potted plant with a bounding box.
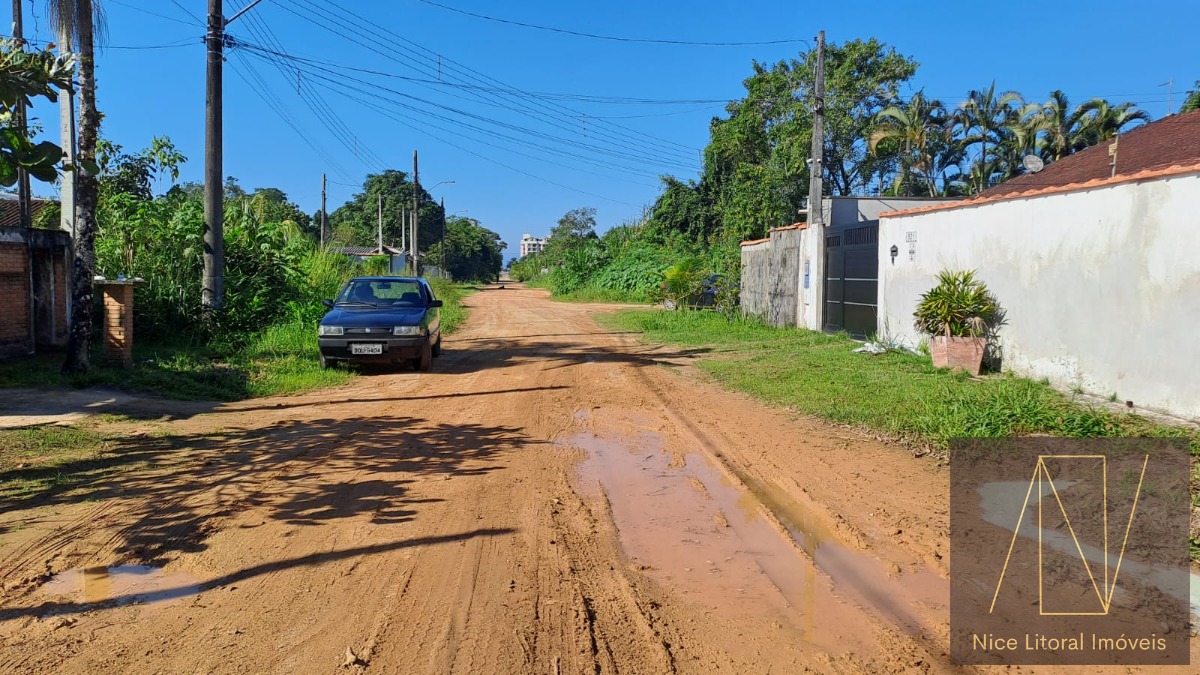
[913,270,998,375]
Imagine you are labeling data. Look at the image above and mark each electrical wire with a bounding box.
[227,52,355,182]
[108,0,201,27]
[232,39,696,177]
[238,12,389,171]
[254,3,702,172]
[233,43,668,184]
[413,0,808,47]
[303,0,702,158]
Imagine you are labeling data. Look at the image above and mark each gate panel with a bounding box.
[823,223,878,337]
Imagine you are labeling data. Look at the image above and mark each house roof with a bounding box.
[881,109,1200,218]
[0,194,55,228]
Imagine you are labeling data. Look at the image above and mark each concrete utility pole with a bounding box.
[11,0,31,228]
[320,173,327,247]
[807,30,827,330]
[411,150,420,273]
[377,194,384,252]
[204,0,265,312]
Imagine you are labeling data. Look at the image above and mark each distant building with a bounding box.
[520,233,547,258]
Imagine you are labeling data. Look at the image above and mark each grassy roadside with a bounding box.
[600,310,1199,452]
[0,281,476,402]
[0,424,113,503]
[601,309,1200,559]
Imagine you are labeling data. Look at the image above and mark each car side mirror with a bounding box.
[429,300,444,308]
[322,299,335,309]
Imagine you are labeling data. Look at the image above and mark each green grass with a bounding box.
[430,277,470,334]
[0,281,477,403]
[600,309,1200,454]
[602,309,1200,559]
[0,425,112,501]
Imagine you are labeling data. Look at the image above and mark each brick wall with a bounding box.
[0,227,72,359]
[0,242,31,356]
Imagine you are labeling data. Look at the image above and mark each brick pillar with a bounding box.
[100,282,134,368]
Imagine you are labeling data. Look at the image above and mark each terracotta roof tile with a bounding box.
[739,237,770,247]
[881,109,1200,217]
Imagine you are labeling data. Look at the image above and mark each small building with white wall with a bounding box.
[520,234,547,258]
[878,110,1200,421]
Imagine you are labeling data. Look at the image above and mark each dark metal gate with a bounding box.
[823,222,879,337]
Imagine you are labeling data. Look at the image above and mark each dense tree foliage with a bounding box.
[328,170,445,252]
[426,216,505,282]
[1182,81,1200,113]
[646,39,1151,249]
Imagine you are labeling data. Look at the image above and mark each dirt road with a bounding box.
[0,286,1193,673]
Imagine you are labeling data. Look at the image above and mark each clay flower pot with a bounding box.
[929,335,985,376]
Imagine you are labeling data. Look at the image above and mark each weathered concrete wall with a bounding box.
[739,241,770,319]
[741,226,810,327]
[879,172,1200,421]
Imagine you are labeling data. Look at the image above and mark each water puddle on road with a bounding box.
[563,422,948,652]
[42,565,200,608]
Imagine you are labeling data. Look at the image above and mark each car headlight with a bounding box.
[318,325,344,336]
[393,326,423,336]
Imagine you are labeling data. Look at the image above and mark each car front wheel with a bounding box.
[432,334,442,357]
[412,340,433,372]
[319,353,334,369]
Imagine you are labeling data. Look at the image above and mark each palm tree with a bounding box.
[1076,99,1150,145]
[1032,90,1093,161]
[869,91,956,197]
[48,0,105,374]
[958,83,1023,193]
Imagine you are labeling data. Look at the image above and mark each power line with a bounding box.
[227,53,354,183]
[108,0,201,27]
[302,0,701,157]
[413,0,809,47]
[252,3,701,170]
[234,44,668,184]
[233,39,696,176]
[238,12,389,171]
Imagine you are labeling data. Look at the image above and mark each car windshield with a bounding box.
[336,280,425,306]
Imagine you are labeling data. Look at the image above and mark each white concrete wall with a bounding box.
[878,172,1200,421]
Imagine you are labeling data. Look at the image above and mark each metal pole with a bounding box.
[412,150,420,274]
[320,173,327,247]
[440,196,446,277]
[808,30,826,331]
[203,0,225,312]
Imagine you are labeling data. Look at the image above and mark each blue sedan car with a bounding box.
[318,277,443,371]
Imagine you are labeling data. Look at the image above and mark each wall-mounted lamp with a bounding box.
[890,244,899,264]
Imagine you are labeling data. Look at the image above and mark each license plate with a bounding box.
[351,343,384,355]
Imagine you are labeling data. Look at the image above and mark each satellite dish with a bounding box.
[1023,155,1045,173]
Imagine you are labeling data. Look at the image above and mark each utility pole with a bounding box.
[377,194,384,253]
[411,150,420,274]
[204,0,265,313]
[807,30,827,331]
[11,0,31,228]
[320,173,327,247]
[203,0,225,312]
[440,196,446,276]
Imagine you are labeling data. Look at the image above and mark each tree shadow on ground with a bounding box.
[0,528,515,621]
[0,414,525,573]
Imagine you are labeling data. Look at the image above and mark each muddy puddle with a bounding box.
[42,565,200,608]
[563,415,948,651]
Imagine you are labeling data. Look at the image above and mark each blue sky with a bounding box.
[15,1,1197,257]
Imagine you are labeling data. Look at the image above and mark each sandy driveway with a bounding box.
[0,285,1193,673]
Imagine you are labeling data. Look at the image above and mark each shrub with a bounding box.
[913,270,998,337]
